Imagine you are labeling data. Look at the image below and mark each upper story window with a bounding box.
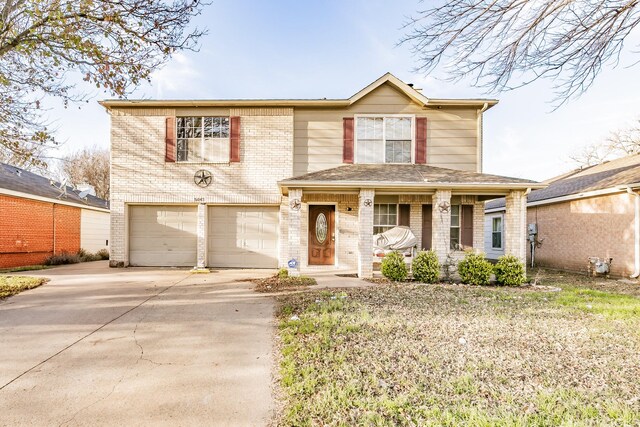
[356,116,413,164]
[176,117,230,162]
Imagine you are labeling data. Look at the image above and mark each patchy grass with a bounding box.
[0,276,48,299]
[0,265,50,273]
[252,274,316,293]
[274,271,640,426]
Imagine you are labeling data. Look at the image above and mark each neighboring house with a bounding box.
[100,73,543,277]
[0,163,110,268]
[485,154,640,278]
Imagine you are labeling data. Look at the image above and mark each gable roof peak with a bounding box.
[349,72,430,106]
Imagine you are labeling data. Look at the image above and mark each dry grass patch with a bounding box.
[252,270,316,293]
[275,277,640,426]
[0,276,47,299]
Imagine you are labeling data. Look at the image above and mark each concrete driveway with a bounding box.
[0,262,276,426]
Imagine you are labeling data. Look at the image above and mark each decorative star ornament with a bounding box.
[194,169,213,188]
[290,199,302,211]
[438,201,451,212]
[363,199,373,207]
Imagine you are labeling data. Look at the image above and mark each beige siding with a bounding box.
[293,83,478,176]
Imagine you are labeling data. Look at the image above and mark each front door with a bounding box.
[308,205,335,265]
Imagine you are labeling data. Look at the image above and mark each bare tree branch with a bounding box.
[402,0,640,107]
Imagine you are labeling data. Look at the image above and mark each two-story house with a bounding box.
[100,73,543,278]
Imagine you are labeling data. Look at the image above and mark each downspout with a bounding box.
[477,102,489,173]
[626,187,640,278]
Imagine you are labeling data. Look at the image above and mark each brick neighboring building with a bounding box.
[485,154,640,278]
[0,163,110,269]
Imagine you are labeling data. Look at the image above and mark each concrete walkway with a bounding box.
[0,262,275,426]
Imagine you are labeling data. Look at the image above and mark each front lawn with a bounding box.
[0,276,48,299]
[275,270,640,426]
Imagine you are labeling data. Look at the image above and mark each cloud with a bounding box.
[150,53,202,98]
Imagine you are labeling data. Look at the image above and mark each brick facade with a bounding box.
[505,190,528,263]
[0,195,81,268]
[527,192,635,277]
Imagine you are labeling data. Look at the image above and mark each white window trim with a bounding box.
[491,216,503,250]
[176,116,231,164]
[450,204,461,250]
[354,114,416,165]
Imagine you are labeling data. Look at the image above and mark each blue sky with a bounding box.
[49,0,640,181]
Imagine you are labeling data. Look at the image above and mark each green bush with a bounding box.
[412,250,440,283]
[381,251,408,282]
[278,268,289,279]
[95,248,110,260]
[44,252,81,266]
[77,248,100,262]
[457,252,493,285]
[494,255,527,286]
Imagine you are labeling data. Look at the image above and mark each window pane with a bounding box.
[187,138,202,161]
[202,138,230,163]
[357,138,384,163]
[357,117,383,140]
[493,217,502,232]
[385,117,411,140]
[450,205,460,227]
[385,139,411,163]
[450,228,460,250]
[220,117,230,138]
[177,139,189,161]
[492,232,502,249]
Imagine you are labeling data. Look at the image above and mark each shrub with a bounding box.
[381,251,408,282]
[278,268,289,279]
[494,255,527,286]
[412,250,440,283]
[457,252,493,285]
[44,252,81,266]
[77,248,100,262]
[95,248,110,260]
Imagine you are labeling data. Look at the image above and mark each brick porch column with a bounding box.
[505,190,527,264]
[195,203,207,269]
[109,200,126,267]
[358,188,375,278]
[473,199,485,252]
[287,188,303,276]
[431,189,452,263]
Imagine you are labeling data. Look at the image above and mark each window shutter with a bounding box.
[415,117,427,164]
[165,117,176,162]
[461,205,473,248]
[343,117,354,163]
[399,204,410,227]
[230,116,241,162]
[422,205,433,250]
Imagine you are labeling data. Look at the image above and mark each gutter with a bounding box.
[626,186,640,279]
[278,180,543,192]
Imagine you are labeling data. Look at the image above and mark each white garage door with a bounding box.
[81,209,110,253]
[208,206,279,268]
[129,205,197,267]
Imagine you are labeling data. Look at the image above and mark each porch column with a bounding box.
[505,190,527,264]
[431,189,452,262]
[287,188,303,276]
[358,188,375,278]
[195,203,207,270]
[473,199,485,252]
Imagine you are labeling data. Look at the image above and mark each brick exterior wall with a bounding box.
[431,190,452,263]
[505,190,527,263]
[528,192,635,277]
[109,107,294,266]
[0,195,81,268]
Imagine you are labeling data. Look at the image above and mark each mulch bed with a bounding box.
[251,275,317,293]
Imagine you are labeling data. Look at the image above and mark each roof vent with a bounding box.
[15,170,21,177]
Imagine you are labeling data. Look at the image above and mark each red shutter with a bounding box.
[165,117,176,162]
[415,117,427,164]
[230,116,240,162]
[343,117,354,163]
[461,205,474,248]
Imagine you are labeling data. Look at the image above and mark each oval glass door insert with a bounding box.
[316,213,328,243]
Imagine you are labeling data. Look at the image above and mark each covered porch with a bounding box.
[279,164,542,278]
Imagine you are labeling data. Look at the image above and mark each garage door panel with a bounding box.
[207,206,279,268]
[129,206,197,267]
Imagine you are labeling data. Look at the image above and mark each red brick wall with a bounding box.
[527,192,635,278]
[0,195,81,268]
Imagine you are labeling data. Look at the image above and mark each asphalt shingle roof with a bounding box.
[281,164,538,186]
[485,154,640,210]
[0,163,109,210]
